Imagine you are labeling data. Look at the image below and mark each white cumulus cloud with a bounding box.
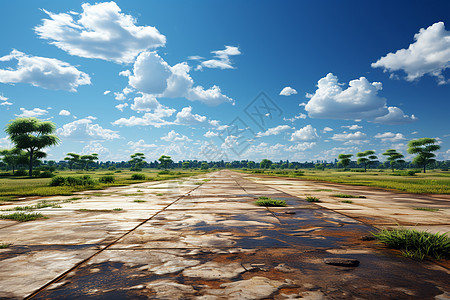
[16,107,48,118]
[331,131,368,145]
[374,132,406,142]
[342,124,362,130]
[372,22,450,84]
[112,106,175,127]
[59,109,71,116]
[174,106,207,125]
[204,131,219,138]
[127,139,157,151]
[257,125,292,137]
[34,2,166,64]
[0,50,90,91]
[161,130,191,142]
[57,118,120,140]
[305,73,416,124]
[280,86,298,96]
[290,125,319,141]
[198,46,241,70]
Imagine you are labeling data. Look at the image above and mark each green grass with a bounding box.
[240,169,450,194]
[156,193,164,196]
[305,196,321,202]
[313,189,333,192]
[3,200,61,211]
[113,208,123,211]
[332,193,366,198]
[0,169,212,198]
[0,212,46,222]
[0,243,10,249]
[133,199,146,203]
[373,228,449,260]
[413,207,440,212]
[256,196,287,207]
[340,200,354,203]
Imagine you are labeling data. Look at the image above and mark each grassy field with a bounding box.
[239,169,450,194]
[0,169,210,203]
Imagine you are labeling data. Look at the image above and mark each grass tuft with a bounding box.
[0,243,11,249]
[413,207,440,212]
[133,199,146,203]
[113,208,123,211]
[256,196,287,207]
[305,196,321,202]
[340,200,353,203]
[0,212,46,222]
[373,228,449,260]
[333,193,366,198]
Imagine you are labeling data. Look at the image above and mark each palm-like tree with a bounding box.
[5,118,59,177]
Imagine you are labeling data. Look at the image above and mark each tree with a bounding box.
[247,161,255,169]
[130,153,145,171]
[5,118,59,177]
[315,163,325,170]
[80,153,99,171]
[64,153,81,171]
[337,154,352,169]
[407,138,441,173]
[0,148,28,173]
[382,149,405,172]
[201,162,209,170]
[260,159,272,169]
[356,150,377,172]
[158,155,173,169]
[182,161,190,169]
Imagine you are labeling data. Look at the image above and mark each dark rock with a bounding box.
[324,258,360,267]
[361,235,376,241]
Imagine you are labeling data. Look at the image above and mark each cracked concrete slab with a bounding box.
[0,171,448,299]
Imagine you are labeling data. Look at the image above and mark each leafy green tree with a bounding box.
[337,154,352,169]
[5,118,59,177]
[182,161,190,169]
[130,153,145,171]
[247,161,255,169]
[356,150,378,172]
[225,162,232,168]
[201,162,209,170]
[0,148,28,173]
[315,163,325,170]
[158,155,173,169]
[260,159,272,169]
[407,138,441,173]
[382,149,405,172]
[80,153,99,171]
[64,153,81,170]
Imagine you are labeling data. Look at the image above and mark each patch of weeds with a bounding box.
[4,200,61,211]
[0,212,46,222]
[202,179,211,182]
[373,228,449,260]
[332,194,366,198]
[413,207,440,212]
[137,190,143,192]
[313,189,333,192]
[133,200,146,203]
[0,243,11,249]
[305,196,321,202]
[131,173,146,180]
[63,197,82,203]
[194,182,203,185]
[113,208,123,211]
[341,200,353,204]
[256,196,287,207]
[156,193,164,196]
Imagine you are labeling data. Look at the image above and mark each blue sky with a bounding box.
[0,0,449,162]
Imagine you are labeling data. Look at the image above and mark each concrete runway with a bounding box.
[0,170,448,299]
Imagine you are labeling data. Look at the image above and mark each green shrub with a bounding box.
[373,228,449,260]
[255,196,287,207]
[131,173,146,180]
[50,176,66,186]
[108,166,116,170]
[66,175,95,186]
[14,170,27,176]
[32,170,41,177]
[38,171,54,178]
[99,175,115,183]
[158,170,171,175]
